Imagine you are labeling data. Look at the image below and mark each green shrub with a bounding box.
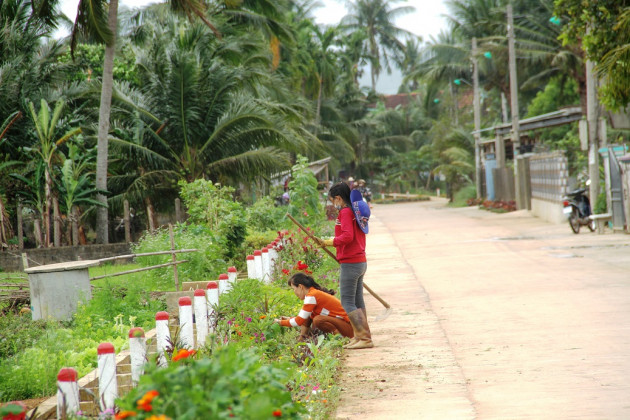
[450,184,477,207]
[0,312,55,360]
[287,156,325,228]
[179,180,246,259]
[246,196,287,232]
[116,345,305,419]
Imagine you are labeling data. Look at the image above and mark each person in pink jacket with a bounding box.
[319,182,373,349]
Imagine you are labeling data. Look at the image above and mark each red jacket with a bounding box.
[333,207,366,263]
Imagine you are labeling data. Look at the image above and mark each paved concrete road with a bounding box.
[337,199,630,419]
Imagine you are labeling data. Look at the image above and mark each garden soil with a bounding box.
[335,198,630,419]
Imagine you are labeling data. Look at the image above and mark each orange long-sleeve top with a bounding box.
[280,287,349,327]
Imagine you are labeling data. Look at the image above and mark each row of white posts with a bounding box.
[54,237,286,418]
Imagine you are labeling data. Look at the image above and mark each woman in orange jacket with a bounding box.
[274,272,353,340]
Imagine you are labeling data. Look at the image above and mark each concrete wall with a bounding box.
[531,198,566,225]
[0,243,131,272]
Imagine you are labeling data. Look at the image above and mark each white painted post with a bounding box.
[206,281,219,333]
[97,342,118,411]
[178,296,194,349]
[155,311,170,367]
[217,273,229,295]
[227,266,237,290]
[253,250,263,280]
[129,327,146,385]
[261,248,270,282]
[246,255,255,279]
[193,289,208,348]
[268,244,278,272]
[56,368,80,418]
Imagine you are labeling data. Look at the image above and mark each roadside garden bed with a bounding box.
[0,165,343,419]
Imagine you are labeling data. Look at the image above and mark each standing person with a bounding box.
[274,272,354,340]
[318,182,373,349]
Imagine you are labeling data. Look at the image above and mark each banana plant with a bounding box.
[26,99,82,247]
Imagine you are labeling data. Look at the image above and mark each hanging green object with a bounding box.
[433,98,440,104]
[484,51,492,59]
[454,79,462,85]
[549,16,561,25]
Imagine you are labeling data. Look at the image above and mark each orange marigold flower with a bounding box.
[115,411,137,419]
[259,315,266,319]
[272,409,282,417]
[172,349,196,362]
[147,415,171,420]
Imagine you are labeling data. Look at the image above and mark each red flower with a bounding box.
[282,269,290,275]
[115,411,137,419]
[272,409,282,417]
[294,260,309,272]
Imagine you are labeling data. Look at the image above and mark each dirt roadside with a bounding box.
[335,199,630,419]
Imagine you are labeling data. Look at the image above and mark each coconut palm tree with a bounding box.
[103,16,311,212]
[68,0,224,244]
[341,0,414,91]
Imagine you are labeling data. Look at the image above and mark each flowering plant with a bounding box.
[115,346,304,419]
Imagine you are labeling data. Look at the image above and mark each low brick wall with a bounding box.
[0,243,132,272]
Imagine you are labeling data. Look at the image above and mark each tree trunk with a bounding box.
[145,196,155,232]
[315,76,323,135]
[44,168,52,247]
[95,0,119,244]
[72,206,79,246]
[34,218,42,248]
[53,196,61,247]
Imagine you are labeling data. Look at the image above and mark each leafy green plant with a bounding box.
[287,156,325,228]
[179,180,247,259]
[246,196,287,232]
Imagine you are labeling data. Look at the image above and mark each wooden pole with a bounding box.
[175,198,182,223]
[90,260,188,281]
[169,224,179,291]
[586,54,600,205]
[507,3,522,209]
[17,200,23,250]
[123,200,131,243]
[472,37,482,200]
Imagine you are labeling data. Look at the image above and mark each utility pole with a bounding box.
[586,58,600,204]
[507,3,522,209]
[472,37,482,199]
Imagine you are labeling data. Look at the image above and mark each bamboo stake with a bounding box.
[90,260,188,281]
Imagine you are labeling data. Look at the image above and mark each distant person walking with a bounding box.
[318,182,373,349]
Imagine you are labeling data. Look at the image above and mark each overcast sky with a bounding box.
[58,0,450,93]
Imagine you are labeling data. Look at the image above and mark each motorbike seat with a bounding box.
[568,188,586,196]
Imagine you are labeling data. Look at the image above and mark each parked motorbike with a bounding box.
[563,186,595,234]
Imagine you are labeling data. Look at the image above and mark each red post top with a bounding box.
[261,248,269,253]
[97,342,115,355]
[57,367,78,382]
[155,311,170,321]
[246,255,254,260]
[228,266,237,272]
[207,281,218,289]
[129,327,145,338]
[194,289,206,297]
[254,250,262,256]
[179,296,192,306]
[218,273,229,280]
[2,401,26,419]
